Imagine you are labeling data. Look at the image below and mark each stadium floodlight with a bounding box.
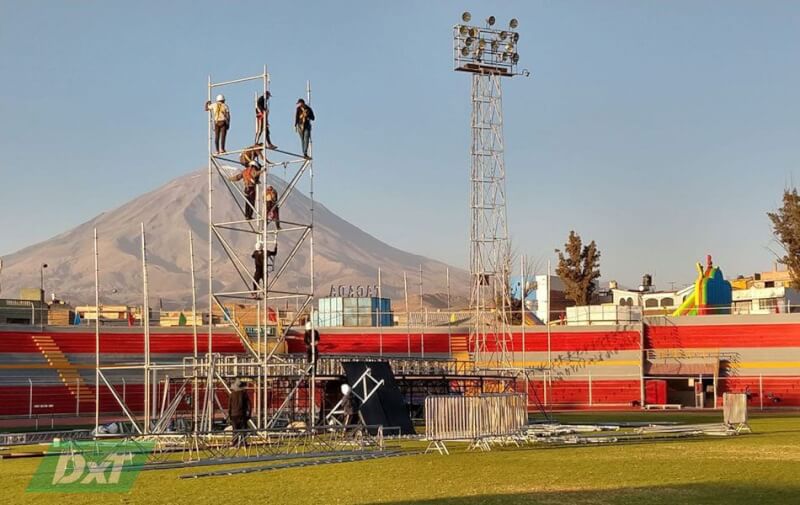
[453,12,523,76]
[452,12,528,371]
[509,18,519,29]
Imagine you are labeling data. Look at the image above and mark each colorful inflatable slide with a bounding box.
[672,255,732,316]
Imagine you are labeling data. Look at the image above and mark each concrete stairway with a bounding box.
[32,335,94,401]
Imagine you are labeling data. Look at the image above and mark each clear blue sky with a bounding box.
[1,1,798,289]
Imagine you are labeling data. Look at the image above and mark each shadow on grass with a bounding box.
[362,483,800,505]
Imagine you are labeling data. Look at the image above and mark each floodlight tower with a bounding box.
[453,12,523,368]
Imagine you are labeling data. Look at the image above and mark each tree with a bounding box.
[555,231,601,306]
[768,188,800,288]
[496,242,541,325]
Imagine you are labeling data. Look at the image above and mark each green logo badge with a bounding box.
[28,440,153,493]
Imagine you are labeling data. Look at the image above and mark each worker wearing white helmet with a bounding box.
[205,94,230,154]
[251,239,265,297]
[340,383,360,426]
[228,160,263,221]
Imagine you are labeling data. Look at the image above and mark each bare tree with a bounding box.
[555,231,601,306]
[498,240,542,324]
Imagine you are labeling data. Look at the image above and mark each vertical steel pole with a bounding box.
[759,374,764,411]
[546,260,552,374]
[207,75,214,430]
[378,267,383,356]
[521,255,526,370]
[94,228,100,432]
[28,378,33,418]
[404,272,410,357]
[419,264,424,358]
[304,79,317,426]
[189,230,199,433]
[141,223,151,433]
[446,267,451,358]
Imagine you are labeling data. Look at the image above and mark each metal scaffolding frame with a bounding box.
[205,67,316,430]
[93,66,317,435]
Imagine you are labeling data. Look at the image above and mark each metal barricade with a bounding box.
[424,393,526,454]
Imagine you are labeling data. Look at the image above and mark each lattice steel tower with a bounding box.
[453,13,523,368]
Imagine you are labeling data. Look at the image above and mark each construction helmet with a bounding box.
[216,94,225,102]
[248,160,258,167]
[340,384,351,395]
[255,239,264,250]
[305,321,312,331]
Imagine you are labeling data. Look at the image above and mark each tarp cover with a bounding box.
[341,361,415,435]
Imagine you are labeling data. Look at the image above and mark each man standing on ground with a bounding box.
[341,383,360,426]
[294,98,315,159]
[228,379,251,446]
[205,94,230,154]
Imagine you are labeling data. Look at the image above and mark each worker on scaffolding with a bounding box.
[228,379,251,446]
[252,239,277,297]
[265,184,281,230]
[240,143,267,168]
[228,161,263,221]
[252,240,264,296]
[294,98,315,159]
[304,319,320,373]
[205,94,230,154]
[255,91,277,149]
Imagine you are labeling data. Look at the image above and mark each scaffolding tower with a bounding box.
[93,67,317,435]
[453,13,523,369]
[205,67,316,429]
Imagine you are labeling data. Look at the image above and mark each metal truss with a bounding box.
[92,67,318,438]
[207,67,317,431]
[467,72,513,369]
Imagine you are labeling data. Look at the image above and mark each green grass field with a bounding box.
[2,411,799,504]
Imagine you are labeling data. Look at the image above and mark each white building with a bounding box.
[732,286,800,314]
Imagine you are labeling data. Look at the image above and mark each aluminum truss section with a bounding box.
[207,68,317,430]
